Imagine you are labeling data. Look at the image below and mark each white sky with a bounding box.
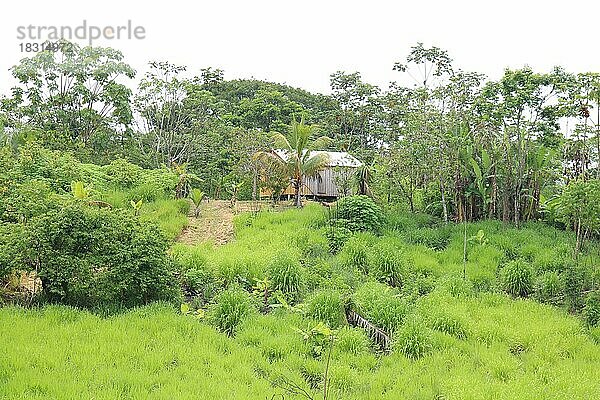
[1,0,600,95]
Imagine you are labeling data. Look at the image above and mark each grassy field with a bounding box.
[2,204,600,399]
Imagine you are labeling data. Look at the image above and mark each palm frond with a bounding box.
[302,153,330,176]
[272,133,292,151]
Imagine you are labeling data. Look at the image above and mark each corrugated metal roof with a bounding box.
[273,149,362,167]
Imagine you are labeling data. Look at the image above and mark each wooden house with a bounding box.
[261,150,362,200]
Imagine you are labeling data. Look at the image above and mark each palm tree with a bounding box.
[256,119,332,207]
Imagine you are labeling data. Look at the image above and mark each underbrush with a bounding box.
[3,201,600,399]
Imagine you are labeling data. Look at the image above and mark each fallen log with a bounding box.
[345,307,391,352]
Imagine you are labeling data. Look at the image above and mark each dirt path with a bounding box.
[176,200,292,246]
[177,200,236,246]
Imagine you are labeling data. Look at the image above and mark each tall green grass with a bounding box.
[3,205,600,399]
[0,304,272,400]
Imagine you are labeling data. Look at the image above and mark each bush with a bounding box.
[306,289,346,328]
[563,262,598,312]
[534,271,564,305]
[126,182,164,203]
[492,235,520,261]
[500,259,533,297]
[339,233,374,273]
[184,267,220,304]
[385,210,439,231]
[403,227,451,250]
[13,143,82,193]
[210,287,254,336]
[438,276,474,298]
[353,281,408,333]
[1,180,56,223]
[268,250,303,297]
[294,230,329,260]
[335,327,370,355]
[141,168,179,196]
[583,291,600,327]
[325,226,352,254]
[394,319,434,360]
[29,202,178,309]
[430,313,468,339]
[0,224,30,280]
[102,158,142,189]
[369,241,405,287]
[175,198,191,215]
[335,195,384,233]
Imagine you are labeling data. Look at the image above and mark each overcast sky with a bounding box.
[1,0,600,95]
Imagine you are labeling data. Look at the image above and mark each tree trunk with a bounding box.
[440,178,448,224]
[513,182,520,228]
[294,179,302,208]
[574,217,582,260]
[252,169,258,202]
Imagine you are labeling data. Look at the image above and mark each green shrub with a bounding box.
[471,273,494,293]
[175,198,191,215]
[563,262,598,312]
[534,271,564,305]
[403,227,451,250]
[590,325,600,344]
[184,267,220,304]
[430,313,468,339]
[336,327,370,355]
[353,281,408,333]
[394,319,434,360]
[126,182,164,203]
[306,289,346,328]
[13,143,82,192]
[438,276,474,298]
[339,233,374,273]
[102,158,143,189]
[29,202,178,309]
[300,358,323,389]
[583,291,600,327]
[1,180,56,223]
[323,262,363,296]
[385,209,438,231]
[325,226,352,254]
[491,235,520,261]
[0,224,30,280]
[139,199,189,240]
[141,168,179,196]
[369,241,405,287]
[335,195,384,233]
[209,287,254,336]
[500,259,533,297]
[268,250,303,297]
[294,230,329,260]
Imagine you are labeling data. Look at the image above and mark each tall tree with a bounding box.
[4,41,134,154]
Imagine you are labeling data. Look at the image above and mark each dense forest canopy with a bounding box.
[1,41,599,232]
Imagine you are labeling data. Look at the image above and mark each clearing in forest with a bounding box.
[177,200,235,245]
[176,200,294,246]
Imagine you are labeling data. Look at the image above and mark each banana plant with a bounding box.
[71,181,90,200]
[172,162,200,199]
[70,181,112,208]
[523,146,553,220]
[189,188,205,218]
[228,181,244,209]
[130,199,143,216]
[468,148,495,218]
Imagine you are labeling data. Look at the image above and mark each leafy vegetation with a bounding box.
[1,40,600,399]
